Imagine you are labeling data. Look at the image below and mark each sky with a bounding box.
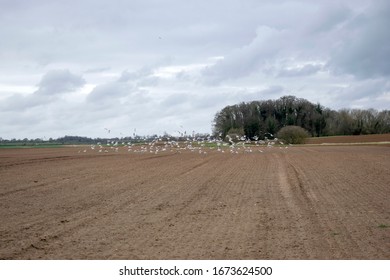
[0,0,389,139]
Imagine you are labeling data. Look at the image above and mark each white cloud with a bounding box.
[277,63,324,77]
[0,69,85,112]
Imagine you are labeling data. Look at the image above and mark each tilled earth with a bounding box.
[0,145,389,259]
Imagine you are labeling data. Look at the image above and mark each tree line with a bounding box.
[0,134,212,145]
[0,135,154,145]
[213,95,390,139]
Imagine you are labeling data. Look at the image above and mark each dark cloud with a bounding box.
[202,26,285,84]
[329,0,390,79]
[86,71,152,108]
[87,83,132,103]
[117,68,158,86]
[307,3,352,34]
[0,93,48,112]
[37,69,85,95]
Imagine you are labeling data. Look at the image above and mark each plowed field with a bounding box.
[1,145,389,259]
[306,133,390,145]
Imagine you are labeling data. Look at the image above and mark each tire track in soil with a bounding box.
[282,155,347,259]
[261,152,332,259]
[283,146,390,259]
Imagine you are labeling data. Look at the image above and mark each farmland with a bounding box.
[0,140,389,259]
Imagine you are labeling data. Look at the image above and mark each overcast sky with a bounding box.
[1,0,389,139]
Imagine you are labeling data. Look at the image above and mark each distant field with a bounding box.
[306,133,390,145]
[0,144,64,149]
[1,133,389,149]
[0,144,389,259]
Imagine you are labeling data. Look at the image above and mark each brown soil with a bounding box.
[306,133,390,145]
[0,146,389,259]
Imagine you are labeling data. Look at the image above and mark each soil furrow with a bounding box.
[1,146,389,259]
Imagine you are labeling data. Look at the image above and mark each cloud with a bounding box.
[202,26,286,84]
[36,69,85,95]
[277,64,323,77]
[0,69,85,111]
[1,0,388,140]
[86,71,152,110]
[231,85,286,103]
[259,85,284,96]
[161,93,190,108]
[87,81,132,103]
[329,78,390,109]
[200,1,387,84]
[84,67,111,74]
[0,93,48,112]
[117,68,159,87]
[329,0,390,79]
[306,2,352,34]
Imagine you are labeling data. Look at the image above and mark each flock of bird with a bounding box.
[78,131,290,155]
